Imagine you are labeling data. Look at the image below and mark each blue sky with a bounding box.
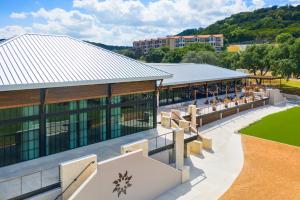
[0,0,299,45]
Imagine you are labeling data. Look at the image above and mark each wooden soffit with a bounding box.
[0,89,40,109]
[112,80,155,96]
[46,84,108,104]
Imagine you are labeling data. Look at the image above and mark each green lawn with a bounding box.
[240,106,300,147]
[281,79,300,96]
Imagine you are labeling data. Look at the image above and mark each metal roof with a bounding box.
[149,63,248,86]
[0,33,172,91]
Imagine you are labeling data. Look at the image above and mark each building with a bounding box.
[133,34,224,55]
[0,33,172,167]
[149,63,248,106]
[227,44,248,52]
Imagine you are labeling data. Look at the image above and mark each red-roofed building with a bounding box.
[133,34,224,55]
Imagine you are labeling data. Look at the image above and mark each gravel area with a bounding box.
[221,135,300,200]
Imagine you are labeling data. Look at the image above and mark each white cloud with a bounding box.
[0,25,32,38]
[252,0,265,9]
[10,12,28,19]
[71,0,250,44]
[289,0,300,5]
[73,0,249,28]
[2,0,270,45]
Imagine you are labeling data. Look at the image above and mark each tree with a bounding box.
[183,43,215,53]
[218,51,240,69]
[274,59,296,80]
[181,51,218,65]
[268,41,297,80]
[276,33,295,44]
[239,44,272,83]
[187,5,300,43]
[118,49,138,59]
[181,51,201,63]
[144,48,165,63]
[291,38,300,78]
[163,48,185,63]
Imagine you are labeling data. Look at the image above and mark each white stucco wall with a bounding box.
[70,150,181,200]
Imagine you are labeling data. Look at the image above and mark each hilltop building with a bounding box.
[133,34,224,55]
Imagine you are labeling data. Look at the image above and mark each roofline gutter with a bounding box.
[159,75,249,87]
[0,74,173,92]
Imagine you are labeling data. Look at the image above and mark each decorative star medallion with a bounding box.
[112,170,132,198]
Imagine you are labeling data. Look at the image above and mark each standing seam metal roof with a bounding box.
[0,33,172,91]
[149,63,249,86]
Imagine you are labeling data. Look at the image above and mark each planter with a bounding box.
[235,101,239,106]
[212,106,217,111]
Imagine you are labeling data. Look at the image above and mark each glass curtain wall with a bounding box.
[0,91,155,167]
[159,87,192,106]
[0,106,39,167]
[158,80,243,106]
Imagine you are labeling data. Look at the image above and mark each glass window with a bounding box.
[0,120,39,167]
[46,115,73,155]
[46,101,76,113]
[0,105,39,121]
[111,103,154,139]
[0,91,155,166]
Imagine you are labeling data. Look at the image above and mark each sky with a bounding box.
[0,0,299,46]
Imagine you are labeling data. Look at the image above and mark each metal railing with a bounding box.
[0,166,60,200]
[54,160,95,200]
[148,131,174,153]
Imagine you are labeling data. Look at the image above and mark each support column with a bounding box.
[174,128,184,170]
[206,83,208,99]
[106,84,112,140]
[234,80,237,96]
[153,86,158,128]
[156,91,160,108]
[39,88,46,157]
[188,105,197,128]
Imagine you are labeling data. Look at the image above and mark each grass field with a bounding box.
[240,106,300,147]
[281,79,300,96]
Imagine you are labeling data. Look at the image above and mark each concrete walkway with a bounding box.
[156,102,295,200]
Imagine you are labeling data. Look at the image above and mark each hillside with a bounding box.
[85,41,131,51]
[178,5,300,44]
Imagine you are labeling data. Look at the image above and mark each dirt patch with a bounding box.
[220,135,300,200]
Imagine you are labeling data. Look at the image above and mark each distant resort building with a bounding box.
[133,34,224,55]
[227,44,249,52]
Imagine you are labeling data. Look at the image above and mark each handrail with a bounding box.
[0,166,60,200]
[148,131,174,152]
[148,131,173,141]
[54,160,95,200]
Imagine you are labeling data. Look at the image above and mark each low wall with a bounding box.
[150,149,172,165]
[200,112,220,126]
[70,150,181,200]
[222,107,237,118]
[60,155,97,200]
[282,93,300,101]
[239,103,252,112]
[195,98,269,127]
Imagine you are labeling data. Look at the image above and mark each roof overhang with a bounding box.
[0,75,172,92]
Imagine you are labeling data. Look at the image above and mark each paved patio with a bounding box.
[156,102,295,200]
[0,125,183,199]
